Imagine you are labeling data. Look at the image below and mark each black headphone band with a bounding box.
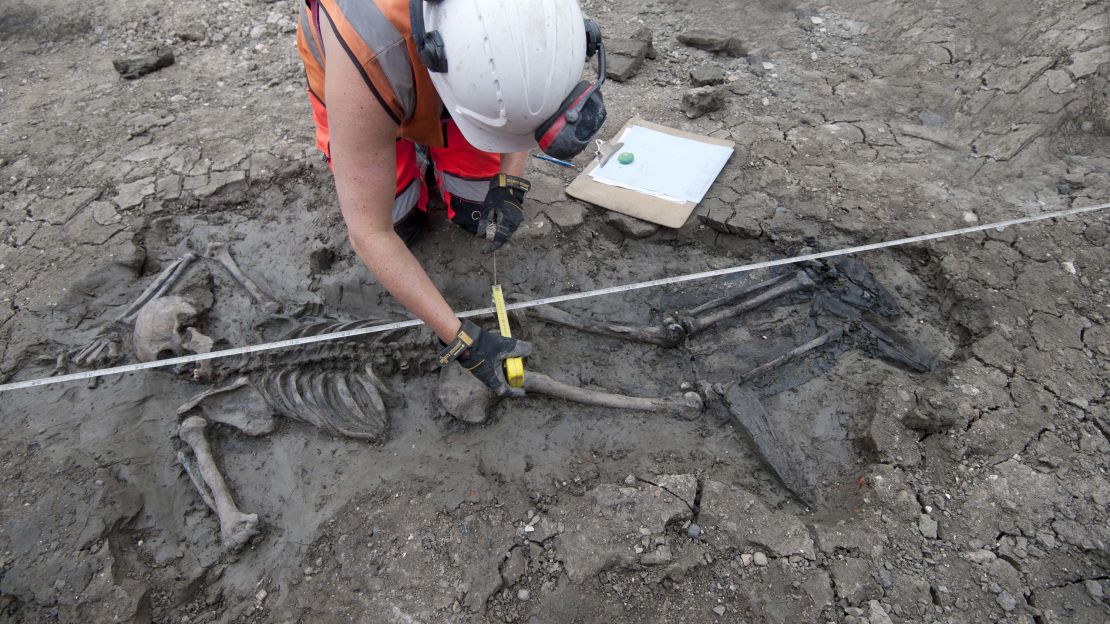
[410,0,448,72]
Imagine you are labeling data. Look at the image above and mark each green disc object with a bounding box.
[617,152,635,165]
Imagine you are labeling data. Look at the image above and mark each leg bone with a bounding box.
[736,326,845,383]
[677,270,817,336]
[439,364,702,423]
[524,371,703,416]
[530,305,684,347]
[530,271,815,348]
[685,272,794,316]
[205,242,281,314]
[177,416,259,549]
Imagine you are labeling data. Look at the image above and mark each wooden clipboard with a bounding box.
[566,117,735,229]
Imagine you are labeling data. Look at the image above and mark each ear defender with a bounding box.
[410,0,447,72]
[534,19,608,160]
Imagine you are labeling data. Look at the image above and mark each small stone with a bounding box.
[966,549,996,565]
[114,177,156,210]
[113,46,175,79]
[690,66,726,86]
[753,552,769,566]
[682,86,725,119]
[1068,46,1109,79]
[996,590,1017,612]
[687,523,702,540]
[810,16,824,25]
[605,212,659,239]
[1085,580,1104,600]
[740,553,753,567]
[605,38,652,82]
[617,152,635,165]
[867,600,893,624]
[624,474,637,486]
[712,605,726,616]
[640,545,673,566]
[544,204,586,229]
[196,170,248,205]
[90,202,122,226]
[918,514,938,539]
[677,29,747,57]
[517,589,530,601]
[501,548,527,586]
[156,175,183,201]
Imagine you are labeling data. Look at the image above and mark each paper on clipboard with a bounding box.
[588,126,734,203]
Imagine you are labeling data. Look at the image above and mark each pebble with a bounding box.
[517,589,530,601]
[753,552,768,566]
[918,514,938,539]
[996,591,1017,612]
[712,605,726,616]
[740,553,753,567]
[113,46,175,79]
[1085,579,1103,600]
[687,523,702,540]
[966,549,996,565]
[810,16,824,24]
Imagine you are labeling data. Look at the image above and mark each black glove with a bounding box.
[438,319,533,397]
[477,174,530,253]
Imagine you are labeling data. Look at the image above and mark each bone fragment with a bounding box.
[679,270,817,336]
[524,371,704,416]
[530,305,683,347]
[119,253,197,322]
[737,326,845,382]
[205,242,281,314]
[178,416,259,549]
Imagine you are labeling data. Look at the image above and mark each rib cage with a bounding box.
[255,363,392,441]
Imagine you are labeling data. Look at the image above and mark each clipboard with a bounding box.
[566,118,735,229]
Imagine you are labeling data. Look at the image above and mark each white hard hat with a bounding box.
[414,0,590,154]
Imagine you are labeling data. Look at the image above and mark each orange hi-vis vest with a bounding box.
[297,0,447,148]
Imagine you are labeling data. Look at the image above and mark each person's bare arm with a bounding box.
[322,23,461,343]
[500,151,529,177]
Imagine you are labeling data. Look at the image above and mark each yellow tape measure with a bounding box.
[491,284,525,388]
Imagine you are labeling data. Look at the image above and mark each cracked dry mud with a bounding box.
[1,0,1108,623]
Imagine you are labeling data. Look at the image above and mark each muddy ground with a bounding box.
[1,0,1108,622]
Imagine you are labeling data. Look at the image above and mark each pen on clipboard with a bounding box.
[532,153,575,168]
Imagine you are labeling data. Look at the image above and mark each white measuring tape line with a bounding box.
[2,201,1107,394]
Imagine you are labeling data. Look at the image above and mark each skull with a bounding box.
[133,296,215,362]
